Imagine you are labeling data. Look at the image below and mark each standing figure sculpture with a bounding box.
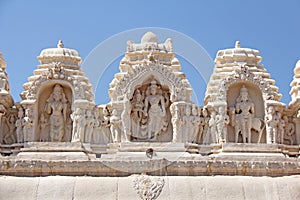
[209,111,217,143]
[121,96,131,142]
[144,81,167,140]
[215,106,229,143]
[265,106,278,144]
[234,86,255,143]
[45,84,68,142]
[183,105,194,143]
[283,116,295,145]
[39,114,49,142]
[170,103,182,142]
[191,105,201,143]
[202,108,210,144]
[15,108,24,143]
[23,108,34,142]
[71,108,86,142]
[131,90,145,139]
[110,109,121,143]
[85,110,95,143]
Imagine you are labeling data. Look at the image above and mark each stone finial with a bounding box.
[57,40,64,48]
[235,41,241,48]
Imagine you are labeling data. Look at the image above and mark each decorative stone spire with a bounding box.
[0,52,14,109]
[57,40,64,48]
[108,32,192,102]
[21,41,94,103]
[235,41,241,48]
[289,59,300,109]
[204,41,282,106]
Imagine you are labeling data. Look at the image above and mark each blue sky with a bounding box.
[0,0,300,106]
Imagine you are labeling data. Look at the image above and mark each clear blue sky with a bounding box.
[0,0,300,106]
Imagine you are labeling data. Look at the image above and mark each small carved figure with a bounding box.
[215,106,229,143]
[144,81,167,140]
[170,103,182,142]
[208,111,217,143]
[265,106,278,144]
[4,115,16,144]
[101,107,111,143]
[15,108,24,143]
[85,110,95,143]
[277,112,285,144]
[201,108,210,144]
[191,105,201,143]
[45,84,68,142]
[71,108,86,142]
[234,86,255,143]
[283,116,295,145]
[23,108,34,142]
[182,105,194,143]
[121,96,131,142]
[39,114,49,142]
[131,89,145,139]
[110,109,121,143]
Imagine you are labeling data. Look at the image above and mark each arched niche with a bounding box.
[35,81,74,142]
[129,76,173,142]
[226,82,266,143]
[111,63,192,102]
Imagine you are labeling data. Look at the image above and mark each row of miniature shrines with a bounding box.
[0,34,299,149]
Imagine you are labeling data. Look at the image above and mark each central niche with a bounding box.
[129,78,172,142]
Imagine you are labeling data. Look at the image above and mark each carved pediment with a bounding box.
[110,62,192,102]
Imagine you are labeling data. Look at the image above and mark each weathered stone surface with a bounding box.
[0,175,300,200]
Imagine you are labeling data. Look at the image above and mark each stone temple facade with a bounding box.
[0,32,300,199]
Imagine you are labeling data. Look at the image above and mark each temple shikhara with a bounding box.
[1,32,300,199]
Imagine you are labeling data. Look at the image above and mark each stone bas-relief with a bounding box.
[0,32,300,188]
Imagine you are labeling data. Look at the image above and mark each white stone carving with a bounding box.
[144,80,167,140]
[215,106,230,143]
[265,106,279,144]
[15,107,24,143]
[133,174,165,200]
[45,84,68,142]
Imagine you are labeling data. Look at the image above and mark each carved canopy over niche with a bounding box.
[217,65,281,102]
[22,62,94,102]
[110,62,192,102]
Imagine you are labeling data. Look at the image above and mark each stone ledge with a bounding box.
[0,155,299,177]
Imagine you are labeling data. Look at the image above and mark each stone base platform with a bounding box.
[17,142,96,161]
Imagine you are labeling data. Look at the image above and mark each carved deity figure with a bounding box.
[45,84,68,142]
[15,108,24,143]
[234,86,255,143]
[265,106,278,144]
[191,105,201,143]
[131,89,146,139]
[170,103,182,142]
[144,81,167,140]
[283,116,295,145]
[182,105,194,143]
[39,114,49,142]
[277,112,285,144]
[101,107,111,143]
[4,115,16,144]
[121,96,131,142]
[71,108,86,142]
[208,111,217,143]
[201,108,210,144]
[215,106,229,143]
[23,108,34,142]
[85,110,95,143]
[110,109,121,143]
